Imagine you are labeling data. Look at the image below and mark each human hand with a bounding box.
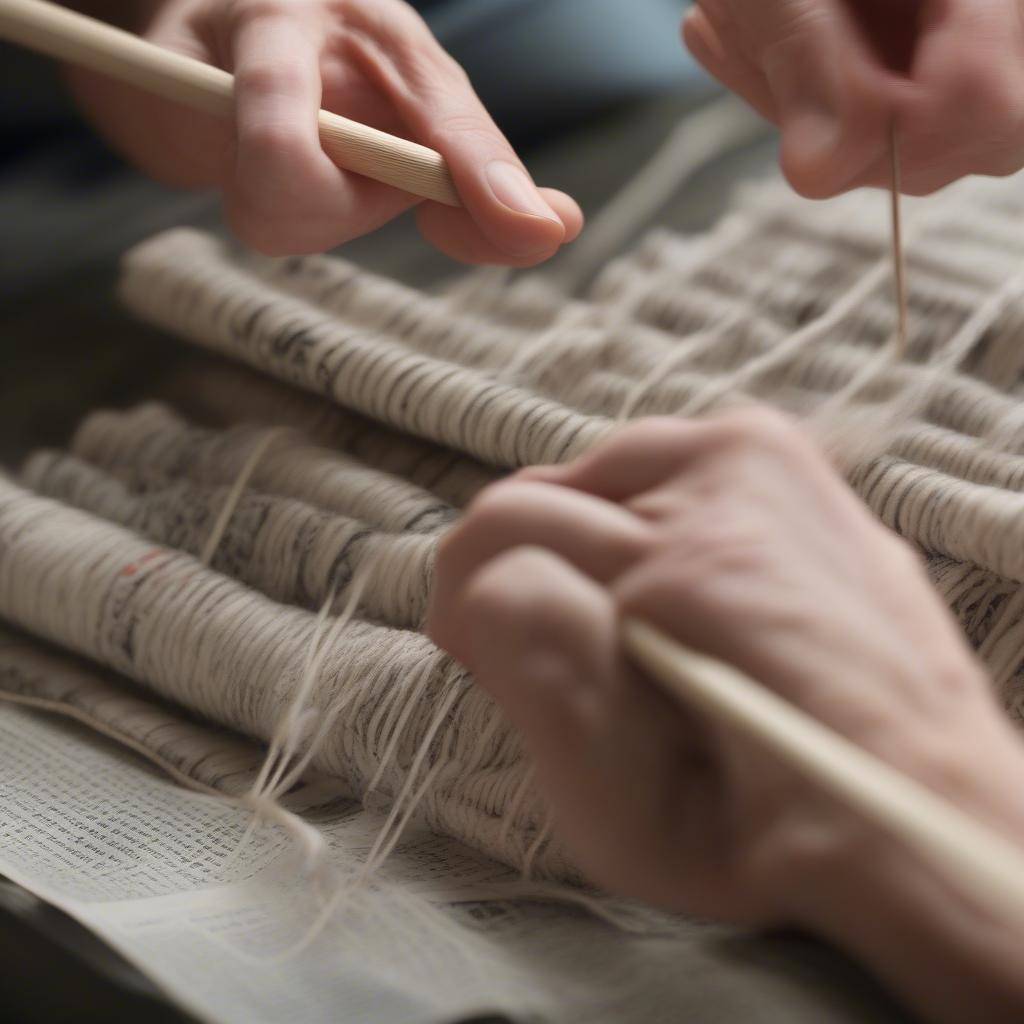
[67,0,582,261]
[683,0,1024,197]
[427,410,1024,1021]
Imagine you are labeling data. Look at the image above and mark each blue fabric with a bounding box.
[2,0,709,160]
[416,0,712,139]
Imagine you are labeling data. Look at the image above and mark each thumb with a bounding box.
[727,0,888,197]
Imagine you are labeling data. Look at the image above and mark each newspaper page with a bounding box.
[0,703,907,1024]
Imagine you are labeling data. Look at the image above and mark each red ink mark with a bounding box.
[119,549,166,577]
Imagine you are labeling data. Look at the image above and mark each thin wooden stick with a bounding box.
[0,0,460,206]
[623,618,1024,928]
[889,122,910,357]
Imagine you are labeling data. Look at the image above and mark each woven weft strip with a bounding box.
[5,175,1024,878]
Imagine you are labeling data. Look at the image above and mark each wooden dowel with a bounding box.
[0,0,460,206]
[623,618,1024,928]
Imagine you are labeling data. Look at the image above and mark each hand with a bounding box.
[683,0,1024,197]
[427,410,1024,1022]
[67,0,583,261]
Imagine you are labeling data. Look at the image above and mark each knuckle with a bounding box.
[362,0,434,42]
[758,4,829,63]
[236,116,308,165]
[609,520,658,568]
[225,0,315,30]
[953,54,1013,114]
[347,0,470,93]
[397,30,470,91]
[460,559,519,629]
[433,108,500,144]
[437,51,473,89]
[619,518,769,614]
[714,405,805,457]
[464,548,555,623]
[234,60,309,102]
[616,416,693,449]
[230,132,320,214]
[440,482,531,563]
[588,417,695,472]
[221,0,262,25]
[683,517,769,575]
[941,55,1024,149]
[462,551,578,662]
[987,83,1024,136]
[463,479,530,532]
[616,560,692,623]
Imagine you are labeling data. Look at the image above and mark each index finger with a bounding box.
[339,0,583,263]
[520,415,747,503]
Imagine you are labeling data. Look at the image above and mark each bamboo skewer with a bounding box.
[889,123,910,356]
[0,0,460,206]
[624,619,1024,929]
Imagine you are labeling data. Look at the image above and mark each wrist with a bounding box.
[786,707,1024,1023]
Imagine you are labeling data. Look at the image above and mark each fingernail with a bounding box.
[486,161,562,224]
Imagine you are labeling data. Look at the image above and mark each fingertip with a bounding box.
[447,159,566,260]
[416,203,562,267]
[505,213,566,260]
[779,114,867,199]
[541,188,585,244]
[485,205,566,261]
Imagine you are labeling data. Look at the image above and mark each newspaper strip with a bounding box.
[0,703,906,1024]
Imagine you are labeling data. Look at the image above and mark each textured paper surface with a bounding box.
[0,702,908,1024]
